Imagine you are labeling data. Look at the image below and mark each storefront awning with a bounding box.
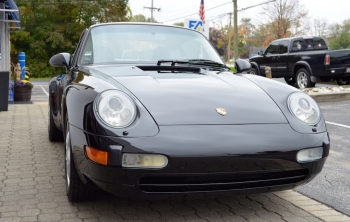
[0,0,20,28]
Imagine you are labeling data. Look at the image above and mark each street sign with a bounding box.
[184,19,209,39]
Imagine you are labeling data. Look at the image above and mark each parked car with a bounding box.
[48,23,329,202]
[249,36,350,88]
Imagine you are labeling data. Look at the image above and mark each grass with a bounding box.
[229,67,236,72]
[31,77,51,81]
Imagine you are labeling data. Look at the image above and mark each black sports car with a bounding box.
[48,23,329,202]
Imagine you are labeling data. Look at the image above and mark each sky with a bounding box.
[128,0,350,26]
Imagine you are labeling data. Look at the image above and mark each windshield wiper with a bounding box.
[188,59,230,71]
[156,59,230,71]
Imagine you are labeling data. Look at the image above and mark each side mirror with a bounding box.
[49,53,71,69]
[258,50,264,56]
[235,59,252,73]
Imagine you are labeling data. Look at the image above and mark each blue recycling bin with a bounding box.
[18,52,26,80]
[8,80,14,103]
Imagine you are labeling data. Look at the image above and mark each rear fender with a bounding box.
[294,61,319,83]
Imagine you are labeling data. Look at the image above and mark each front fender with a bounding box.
[65,72,159,138]
[243,74,327,134]
[250,62,261,75]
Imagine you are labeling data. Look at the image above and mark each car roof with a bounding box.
[89,22,199,34]
[271,36,325,43]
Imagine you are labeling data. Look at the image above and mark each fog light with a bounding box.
[297,147,323,163]
[122,154,168,168]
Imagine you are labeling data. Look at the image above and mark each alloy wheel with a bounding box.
[297,72,308,88]
[65,130,71,190]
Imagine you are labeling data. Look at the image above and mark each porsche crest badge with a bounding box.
[216,108,226,116]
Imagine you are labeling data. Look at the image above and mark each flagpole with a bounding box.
[151,0,153,23]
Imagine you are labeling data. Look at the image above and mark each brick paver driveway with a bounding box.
[0,104,348,222]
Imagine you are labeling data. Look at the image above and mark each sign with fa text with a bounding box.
[184,19,209,39]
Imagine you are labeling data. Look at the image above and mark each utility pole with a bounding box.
[233,0,238,61]
[227,13,232,61]
[232,0,276,60]
[144,0,161,23]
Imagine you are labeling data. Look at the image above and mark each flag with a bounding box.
[199,0,205,24]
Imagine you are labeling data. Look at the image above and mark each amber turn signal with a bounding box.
[85,146,108,165]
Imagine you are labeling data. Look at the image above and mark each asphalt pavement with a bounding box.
[297,100,350,216]
[31,80,49,102]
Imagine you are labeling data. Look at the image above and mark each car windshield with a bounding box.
[79,24,222,65]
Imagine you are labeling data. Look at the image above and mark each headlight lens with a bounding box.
[288,92,320,125]
[297,147,323,162]
[94,90,136,128]
[122,153,168,168]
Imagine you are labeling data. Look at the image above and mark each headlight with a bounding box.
[122,153,168,168]
[94,90,137,128]
[288,92,320,125]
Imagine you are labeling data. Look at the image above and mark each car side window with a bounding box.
[278,41,289,54]
[304,39,314,50]
[71,29,88,67]
[265,41,279,55]
[292,40,304,52]
[292,39,314,52]
[80,33,93,64]
[313,38,328,50]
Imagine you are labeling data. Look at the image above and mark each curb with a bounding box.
[307,92,350,103]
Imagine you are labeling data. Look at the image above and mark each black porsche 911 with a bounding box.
[48,22,329,202]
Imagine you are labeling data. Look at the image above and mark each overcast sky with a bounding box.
[129,0,350,26]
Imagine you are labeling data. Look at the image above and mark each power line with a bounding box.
[14,0,119,4]
[159,1,232,23]
[155,0,217,18]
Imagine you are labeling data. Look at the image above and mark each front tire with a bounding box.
[284,77,296,86]
[250,67,259,75]
[295,68,315,89]
[48,105,64,142]
[65,116,98,202]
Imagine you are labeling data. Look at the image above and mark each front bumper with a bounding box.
[69,124,330,198]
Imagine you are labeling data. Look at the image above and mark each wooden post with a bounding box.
[265,66,272,78]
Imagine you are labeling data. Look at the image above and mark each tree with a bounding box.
[259,0,308,39]
[327,19,350,49]
[130,14,158,23]
[10,0,130,77]
[305,18,328,37]
[173,22,184,27]
[239,18,255,57]
[209,27,225,56]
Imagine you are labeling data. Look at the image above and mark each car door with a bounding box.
[274,40,289,77]
[259,41,280,76]
[57,29,88,122]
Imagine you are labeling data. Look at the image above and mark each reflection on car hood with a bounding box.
[90,65,288,125]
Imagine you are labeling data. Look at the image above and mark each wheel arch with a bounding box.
[293,62,313,77]
[250,62,261,75]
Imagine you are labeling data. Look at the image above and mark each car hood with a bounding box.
[90,66,288,125]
